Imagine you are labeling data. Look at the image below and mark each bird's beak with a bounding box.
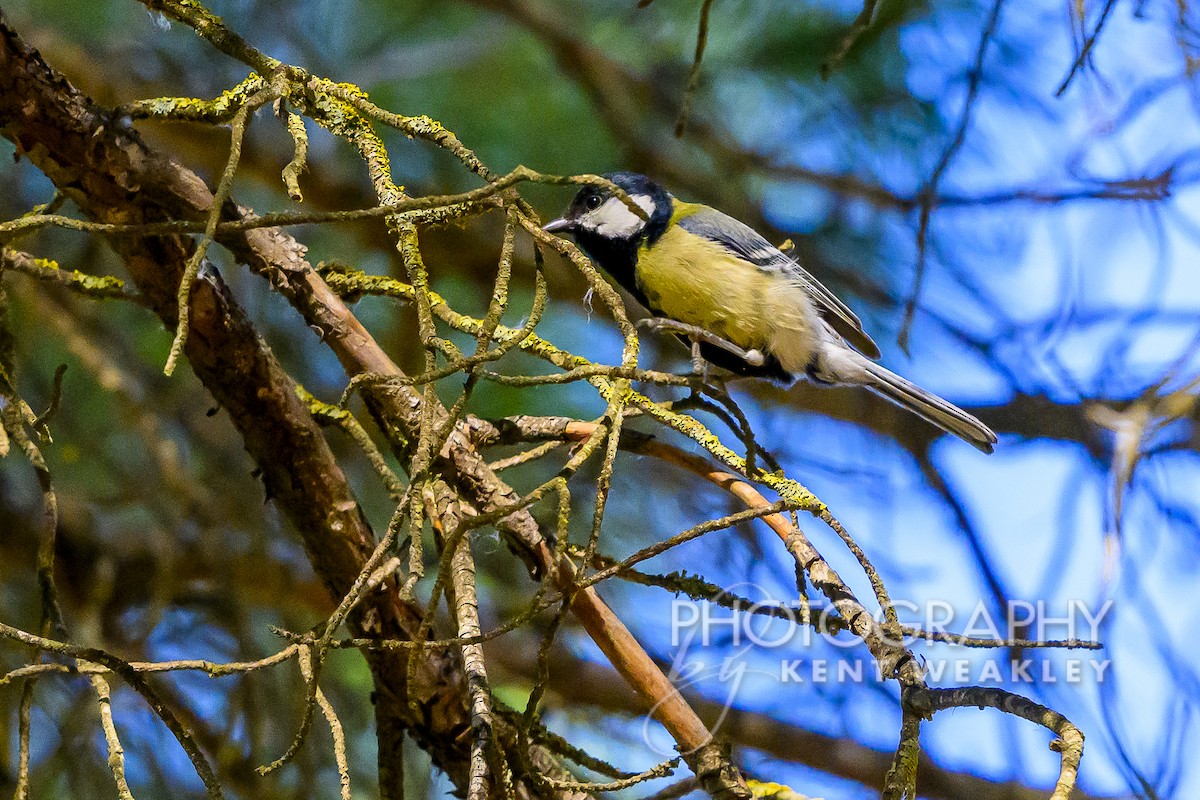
[542,217,573,234]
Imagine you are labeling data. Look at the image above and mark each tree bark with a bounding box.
[0,11,478,793]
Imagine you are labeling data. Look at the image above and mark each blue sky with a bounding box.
[2,0,1198,797]
[538,2,1200,797]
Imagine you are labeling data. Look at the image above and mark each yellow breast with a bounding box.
[635,224,775,352]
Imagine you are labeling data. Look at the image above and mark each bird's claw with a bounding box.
[638,317,767,369]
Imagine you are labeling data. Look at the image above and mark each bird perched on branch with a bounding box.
[543,172,997,453]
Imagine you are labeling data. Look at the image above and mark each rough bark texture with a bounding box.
[0,13,475,792]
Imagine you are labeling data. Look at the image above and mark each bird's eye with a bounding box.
[584,194,603,211]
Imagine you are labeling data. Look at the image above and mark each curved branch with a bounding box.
[930,687,1085,800]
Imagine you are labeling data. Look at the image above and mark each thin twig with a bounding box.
[0,623,224,799]
[0,645,301,684]
[297,646,353,800]
[88,670,137,800]
[899,0,1006,351]
[280,106,309,201]
[929,687,1084,800]
[821,0,881,78]
[164,86,275,376]
[258,504,406,776]
[1056,0,1119,96]
[487,440,564,472]
[674,0,715,137]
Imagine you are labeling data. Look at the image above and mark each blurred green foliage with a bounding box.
[4,0,1198,798]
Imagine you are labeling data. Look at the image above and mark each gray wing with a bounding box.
[677,207,881,359]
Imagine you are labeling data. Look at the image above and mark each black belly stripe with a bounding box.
[569,188,673,308]
[697,341,792,382]
[572,230,649,307]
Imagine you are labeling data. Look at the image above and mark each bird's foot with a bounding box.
[636,317,767,367]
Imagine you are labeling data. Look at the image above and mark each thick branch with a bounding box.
[0,13,474,792]
[0,14,740,798]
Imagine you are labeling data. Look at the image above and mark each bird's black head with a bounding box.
[542,172,673,286]
[543,172,672,245]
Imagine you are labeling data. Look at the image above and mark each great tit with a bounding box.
[543,172,998,453]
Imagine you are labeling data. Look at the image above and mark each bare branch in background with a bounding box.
[1,1,1193,799]
[899,0,1006,352]
[821,0,881,78]
[673,0,715,138]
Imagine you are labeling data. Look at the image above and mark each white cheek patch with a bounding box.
[582,194,656,237]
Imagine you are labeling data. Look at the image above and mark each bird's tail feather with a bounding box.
[861,361,997,453]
